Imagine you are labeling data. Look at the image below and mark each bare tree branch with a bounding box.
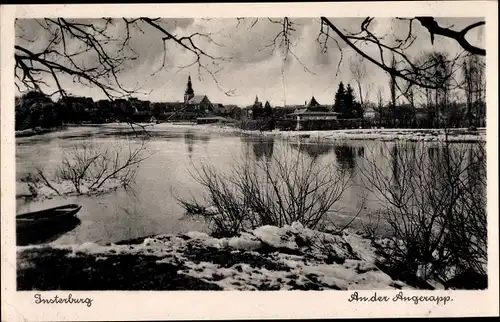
[15,16,485,103]
[318,17,483,91]
[416,17,485,56]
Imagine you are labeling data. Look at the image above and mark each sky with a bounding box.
[15,17,485,107]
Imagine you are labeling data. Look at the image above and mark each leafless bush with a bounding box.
[20,172,42,197]
[360,210,384,240]
[361,141,487,288]
[178,145,352,237]
[32,139,150,195]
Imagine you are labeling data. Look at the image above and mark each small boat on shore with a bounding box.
[17,204,82,245]
[17,204,82,227]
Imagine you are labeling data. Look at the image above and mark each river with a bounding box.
[15,124,482,245]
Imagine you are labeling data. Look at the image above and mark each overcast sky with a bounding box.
[15,17,485,106]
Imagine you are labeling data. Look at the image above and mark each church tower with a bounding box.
[253,95,262,109]
[184,75,194,103]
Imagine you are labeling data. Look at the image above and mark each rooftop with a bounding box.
[289,110,341,116]
[187,95,208,105]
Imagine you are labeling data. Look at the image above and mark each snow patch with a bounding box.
[253,225,299,250]
[20,222,413,290]
[228,233,263,251]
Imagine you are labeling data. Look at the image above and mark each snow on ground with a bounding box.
[16,122,485,143]
[145,123,486,143]
[18,222,411,290]
[16,178,123,201]
[262,128,486,143]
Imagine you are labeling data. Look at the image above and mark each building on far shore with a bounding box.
[286,96,340,130]
[184,75,213,115]
[363,106,376,120]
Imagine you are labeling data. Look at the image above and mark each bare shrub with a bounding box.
[32,139,150,196]
[19,172,42,198]
[360,210,384,240]
[178,145,352,237]
[361,141,487,289]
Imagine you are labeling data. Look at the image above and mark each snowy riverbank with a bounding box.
[264,127,486,143]
[15,122,486,143]
[148,123,486,143]
[18,222,411,291]
[15,126,68,138]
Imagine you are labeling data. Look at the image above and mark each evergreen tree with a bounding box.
[333,82,365,118]
[264,101,272,117]
[333,82,346,115]
[345,84,355,118]
[252,95,263,119]
[345,84,362,118]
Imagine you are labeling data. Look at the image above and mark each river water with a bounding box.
[15,124,481,245]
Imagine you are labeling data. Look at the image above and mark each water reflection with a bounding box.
[184,132,211,159]
[16,125,485,244]
[466,145,486,196]
[391,145,400,182]
[357,146,365,158]
[17,216,81,246]
[289,141,335,158]
[334,145,364,173]
[185,132,195,157]
[251,138,275,162]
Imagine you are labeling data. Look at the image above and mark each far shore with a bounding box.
[15,126,68,138]
[16,121,486,143]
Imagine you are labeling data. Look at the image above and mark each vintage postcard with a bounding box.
[1,1,498,320]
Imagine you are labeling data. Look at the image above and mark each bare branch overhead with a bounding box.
[15,16,485,101]
[15,18,235,99]
[415,17,485,56]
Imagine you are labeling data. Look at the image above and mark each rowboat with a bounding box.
[17,204,82,245]
[17,204,82,228]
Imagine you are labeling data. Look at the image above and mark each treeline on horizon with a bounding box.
[15,78,486,132]
[13,91,301,131]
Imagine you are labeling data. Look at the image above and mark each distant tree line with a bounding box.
[14,91,245,131]
[352,51,486,129]
[15,91,152,130]
[16,48,486,134]
[252,100,273,120]
[239,99,276,131]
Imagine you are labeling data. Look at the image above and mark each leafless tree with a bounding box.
[418,51,455,127]
[375,85,385,126]
[462,53,486,127]
[389,56,397,126]
[361,141,487,289]
[400,77,416,125]
[349,55,368,107]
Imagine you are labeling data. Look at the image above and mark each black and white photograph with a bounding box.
[1,1,499,320]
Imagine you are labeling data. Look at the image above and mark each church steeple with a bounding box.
[184,75,194,103]
[253,95,262,109]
